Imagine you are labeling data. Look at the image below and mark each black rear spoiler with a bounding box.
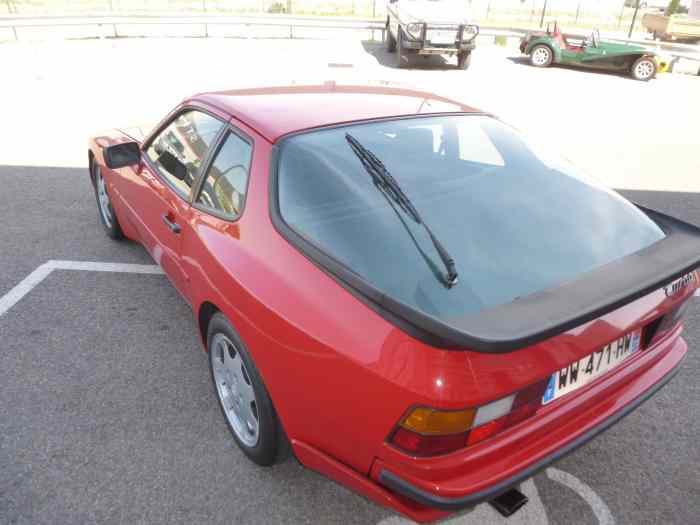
[382,206,700,352]
[270,187,700,352]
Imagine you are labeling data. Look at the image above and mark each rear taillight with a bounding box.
[390,295,695,457]
[389,379,549,457]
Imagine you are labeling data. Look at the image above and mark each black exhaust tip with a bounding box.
[489,488,529,517]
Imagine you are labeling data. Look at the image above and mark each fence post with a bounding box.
[628,0,640,37]
[539,0,548,28]
[575,0,581,24]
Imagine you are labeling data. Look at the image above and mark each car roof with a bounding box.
[192,82,480,142]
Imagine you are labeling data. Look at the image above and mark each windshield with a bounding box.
[276,115,665,322]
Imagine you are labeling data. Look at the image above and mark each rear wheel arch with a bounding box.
[201,305,293,462]
[88,150,96,186]
[198,301,221,349]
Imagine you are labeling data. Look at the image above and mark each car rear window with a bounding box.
[276,115,665,320]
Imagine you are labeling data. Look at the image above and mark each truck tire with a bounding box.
[396,28,408,69]
[386,22,396,52]
[457,50,472,70]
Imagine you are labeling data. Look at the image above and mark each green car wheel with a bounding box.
[631,56,656,82]
[530,45,553,68]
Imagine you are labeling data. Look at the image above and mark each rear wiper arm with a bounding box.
[345,133,459,288]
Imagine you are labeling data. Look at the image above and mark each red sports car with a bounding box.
[88,83,700,523]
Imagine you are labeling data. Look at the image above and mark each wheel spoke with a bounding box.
[238,373,256,410]
[244,409,259,437]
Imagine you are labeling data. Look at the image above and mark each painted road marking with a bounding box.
[547,468,615,525]
[0,260,164,317]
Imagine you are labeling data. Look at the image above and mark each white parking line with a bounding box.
[547,468,615,524]
[0,260,163,317]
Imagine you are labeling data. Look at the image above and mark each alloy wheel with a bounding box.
[211,333,260,447]
[634,60,654,80]
[95,166,113,228]
[532,46,551,66]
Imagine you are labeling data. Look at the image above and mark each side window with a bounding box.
[146,110,223,198]
[195,131,252,218]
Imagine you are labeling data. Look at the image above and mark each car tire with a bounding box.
[631,56,656,81]
[457,50,472,70]
[92,162,124,240]
[529,44,553,68]
[208,312,281,466]
[386,23,396,52]
[396,28,408,69]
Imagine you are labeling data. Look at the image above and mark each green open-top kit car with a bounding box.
[520,23,659,81]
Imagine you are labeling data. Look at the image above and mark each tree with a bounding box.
[665,0,681,16]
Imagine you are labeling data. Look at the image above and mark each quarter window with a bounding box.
[146,110,223,197]
[195,131,252,218]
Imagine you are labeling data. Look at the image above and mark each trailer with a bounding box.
[643,11,700,42]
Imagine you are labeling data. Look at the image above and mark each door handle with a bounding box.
[161,213,181,234]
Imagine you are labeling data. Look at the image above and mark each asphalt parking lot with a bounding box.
[1,36,699,525]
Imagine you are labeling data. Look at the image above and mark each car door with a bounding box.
[183,124,255,308]
[130,108,225,302]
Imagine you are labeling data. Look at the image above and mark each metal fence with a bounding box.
[1,0,652,32]
[4,1,383,17]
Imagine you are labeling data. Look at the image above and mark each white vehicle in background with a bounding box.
[386,0,479,69]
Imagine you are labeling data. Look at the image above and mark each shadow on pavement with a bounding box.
[361,40,455,70]
[507,54,640,81]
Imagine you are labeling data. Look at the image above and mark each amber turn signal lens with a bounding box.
[401,407,476,435]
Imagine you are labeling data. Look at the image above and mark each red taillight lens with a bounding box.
[391,427,469,456]
[389,379,549,456]
[465,417,507,446]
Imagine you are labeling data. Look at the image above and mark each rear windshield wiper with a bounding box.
[345,133,459,289]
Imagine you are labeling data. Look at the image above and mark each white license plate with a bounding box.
[429,31,455,44]
[542,329,642,404]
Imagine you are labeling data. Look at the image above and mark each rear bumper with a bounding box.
[378,347,683,510]
[370,333,687,518]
